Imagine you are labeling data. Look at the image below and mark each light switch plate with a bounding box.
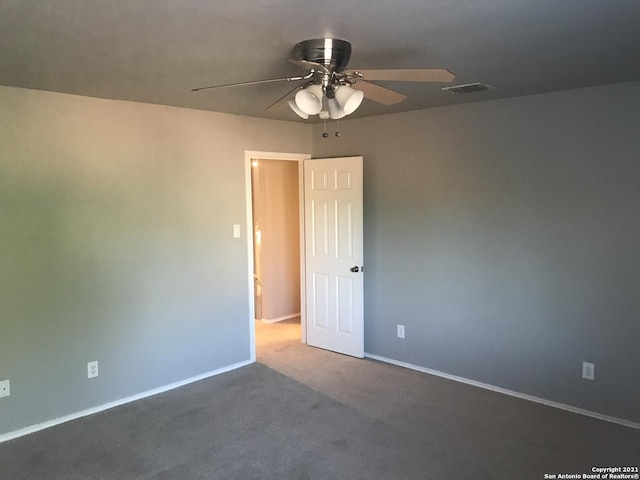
[233,224,241,238]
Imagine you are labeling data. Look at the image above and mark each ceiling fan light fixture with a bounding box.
[334,85,364,115]
[294,84,324,115]
[288,99,309,119]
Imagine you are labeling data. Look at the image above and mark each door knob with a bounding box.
[350,266,360,273]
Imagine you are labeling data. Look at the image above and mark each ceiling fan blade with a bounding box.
[347,68,456,83]
[286,58,331,75]
[354,80,406,105]
[191,73,311,92]
[265,82,312,111]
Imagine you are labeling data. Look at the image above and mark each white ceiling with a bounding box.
[1,0,638,122]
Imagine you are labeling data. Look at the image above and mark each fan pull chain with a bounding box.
[335,118,341,137]
[322,118,329,138]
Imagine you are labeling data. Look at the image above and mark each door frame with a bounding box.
[245,150,311,362]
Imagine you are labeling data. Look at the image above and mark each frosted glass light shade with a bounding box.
[327,98,346,119]
[288,99,309,119]
[335,85,364,115]
[295,84,324,115]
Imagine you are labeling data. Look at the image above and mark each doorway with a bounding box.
[251,158,300,322]
[245,151,310,361]
[245,152,365,361]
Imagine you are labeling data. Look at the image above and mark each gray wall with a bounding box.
[2,81,638,437]
[0,86,311,435]
[313,81,640,423]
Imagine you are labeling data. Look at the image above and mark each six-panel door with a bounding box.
[304,156,364,358]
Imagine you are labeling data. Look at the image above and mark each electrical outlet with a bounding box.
[397,324,405,339]
[0,379,9,398]
[582,362,595,381]
[87,361,99,379]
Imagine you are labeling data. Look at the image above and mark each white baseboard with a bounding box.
[260,312,301,324]
[0,358,254,444]
[364,353,640,430]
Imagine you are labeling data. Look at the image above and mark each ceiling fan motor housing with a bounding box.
[293,38,352,72]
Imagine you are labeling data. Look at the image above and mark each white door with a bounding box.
[304,156,364,358]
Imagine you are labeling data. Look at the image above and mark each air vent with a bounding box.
[441,83,494,95]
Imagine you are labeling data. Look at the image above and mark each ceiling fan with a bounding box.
[192,38,455,121]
